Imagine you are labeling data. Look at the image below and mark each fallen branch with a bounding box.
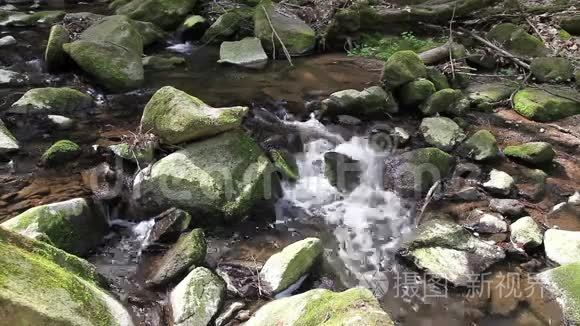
[448,3,457,78]
[261,5,294,67]
[415,180,441,226]
[418,42,462,65]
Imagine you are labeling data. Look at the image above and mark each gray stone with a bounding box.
[0,119,19,154]
[545,229,580,265]
[510,216,543,249]
[218,37,268,69]
[9,87,93,115]
[458,130,500,161]
[419,117,466,151]
[321,86,398,118]
[489,198,526,217]
[537,262,580,324]
[483,169,514,196]
[0,35,16,46]
[324,152,361,192]
[466,209,508,234]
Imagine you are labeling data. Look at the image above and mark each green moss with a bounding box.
[409,147,453,183]
[504,142,555,164]
[530,57,573,83]
[270,149,299,181]
[420,88,463,115]
[45,25,70,71]
[381,50,427,88]
[398,78,436,106]
[542,262,580,323]
[142,55,185,70]
[487,23,548,57]
[109,142,155,164]
[347,32,444,61]
[41,140,81,167]
[116,0,198,29]
[9,87,92,115]
[559,15,580,35]
[513,88,580,121]
[426,67,450,90]
[559,29,572,40]
[202,8,254,44]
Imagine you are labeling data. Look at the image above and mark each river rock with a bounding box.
[148,229,206,286]
[170,267,225,326]
[0,35,16,47]
[0,119,19,154]
[504,142,555,165]
[1,198,107,256]
[218,37,268,69]
[487,23,548,58]
[457,130,499,161]
[320,86,398,118]
[538,262,580,324]
[109,142,155,165]
[133,130,277,221]
[260,237,322,293]
[489,198,526,217]
[0,68,25,86]
[465,82,517,111]
[0,228,133,326]
[9,87,93,115]
[148,208,192,244]
[140,86,247,145]
[399,219,505,285]
[419,117,466,151]
[544,229,580,265]
[530,57,573,83]
[270,149,299,181]
[116,0,197,29]
[47,115,74,130]
[131,20,165,46]
[483,169,514,196]
[142,55,185,70]
[0,10,64,27]
[324,151,361,192]
[245,288,394,326]
[45,24,70,71]
[381,50,427,88]
[513,87,580,121]
[510,216,543,250]
[420,88,464,115]
[426,67,450,90]
[254,0,316,56]
[465,209,508,234]
[398,78,436,106]
[202,8,254,44]
[63,15,144,91]
[40,140,81,167]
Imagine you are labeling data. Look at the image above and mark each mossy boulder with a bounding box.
[133,130,278,222]
[513,87,580,121]
[381,50,427,88]
[0,119,19,154]
[559,15,580,35]
[399,219,505,285]
[218,37,268,69]
[140,86,248,145]
[530,57,574,83]
[420,88,463,115]
[63,15,144,91]
[0,10,65,27]
[147,229,206,286]
[398,78,436,106]
[254,0,316,56]
[0,227,133,326]
[458,130,500,161]
[260,237,323,293]
[40,140,82,167]
[487,23,548,58]
[142,55,185,70]
[504,142,555,165]
[116,0,198,29]
[170,267,225,326]
[426,67,450,90]
[465,82,518,111]
[538,262,580,324]
[270,149,299,181]
[419,117,466,151]
[9,87,92,115]
[1,198,107,256]
[131,20,165,46]
[544,229,580,265]
[109,142,155,165]
[245,287,394,326]
[44,24,70,72]
[202,8,254,44]
[320,86,398,118]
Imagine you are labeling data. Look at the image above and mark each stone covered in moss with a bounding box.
[324,151,361,192]
[133,130,278,222]
[131,20,165,46]
[539,262,580,324]
[202,8,254,44]
[0,118,19,154]
[1,10,65,27]
[559,15,580,35]
[487,23,548,57]
[381,50,427,88]
[270,149,299,181]
[40,140,81,167]
[465,82,518,111]
[218,37,268,69]
[140,86,248,145]
[419,117,466,151]
[116,0,197,29]
[530,57,573,83]
[170,267,225,326]
[1,198,107,256]
[510,216,543,249]
[9,87,92,115]
[426,67,450,90]
[513,87,580,121]
[504,142,555,165]
[44,24,70,72]
[0,227,133,326]
[420,88,463,115]
[321,86,398,118]
[109,142,155,165]
[246,287,393,326]
[398,78,436,106]
[148,229,206,286]
[254,0,316,56]
[458,130,500,161]
[142,55,185,70]
[260,237,322,293]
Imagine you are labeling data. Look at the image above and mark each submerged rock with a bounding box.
[420,88,464,115]
[513,87,580,121]
[504,142,555,165]
[458,130,500,161]
[483,169,514,196]
[40,140,81,167]
[9,87,92,115]
[487,23,548,58]
[324,151,361,192]
[0,119,19,154]
[320,86,398,118]
[538,262,580,324]
[219,37,268,69]
[202,8,254,44]
[510,216,543,250]
[399,219,505,285]
[45,24,70,71]
[0,227,133,326]
[260,237,322,293]
[116,0,197,29]
[245,288,394,326]
[544,229,580,265]
[1,198,107,256]
[142,55,185,70]
[381,50,427,88]
[419,117,466,151]
[148,208,192,244]
[170,267,225,326]
[530,57,574,83]
[140,86,247,145]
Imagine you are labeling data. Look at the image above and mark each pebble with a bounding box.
[483,169,514,196]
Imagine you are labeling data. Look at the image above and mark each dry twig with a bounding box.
[261,5,294,67]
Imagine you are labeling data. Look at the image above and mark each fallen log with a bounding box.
[418,42,465,65]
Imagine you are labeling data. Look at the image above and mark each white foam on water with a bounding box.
[166,42,194,54]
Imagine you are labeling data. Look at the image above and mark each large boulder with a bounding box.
[381,50,427,88]
[0,119,19,154]
[504,142,555,165]
[8,87,93,115]
[544,229,580,265]
[63,15,144,91]
[170,267,225,326]
[202,8,254,44]
[40,140,82,167]
[538,262,580,324]
[320,86,398,118]
[140,86,247,145]
[530,57,574,83]
[245,288,394,326]
[399,219,505,285]
[487,23,548,58]
[1,198,107,256]
[254,0,316,56]
[419,117,466,151]
[260,237,322,294]
[513,87,580,122]
[44,24,70,71]
[457,130,500,161]
[218,37,268,69]
[133,130,278,222]
[0,227,133,326]
[116,0,197,29]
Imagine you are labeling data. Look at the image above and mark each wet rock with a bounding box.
[381,50,427,88]
[1,198,107,256]
[465,82,517,111]
[393,127,411,146]
[0,68,26,86]
[419,117,466,151]
[458,130,500,161]
[324,151,361,192]
[0,228,133,326]
[202,8,254,44]
[170,267,225,326]
[426,67,450,90]
[320,86,398,118]
[513,87,580,122]
[142,55,185,70]
[337,115,362,125]
[270,149,299,181]
[544,229,580,265]
[398,78,436,106]
[109,142,155,165]
[260,237,322,294]
[538,262,580,324]
[215,302,245,326]
[133,130,277,222]
[131,20,165,46]
[216,261,261,298]
[465,209,508,234]
[487,23,548,58]
[140,86,247,145]
[504,142,555,165]
[218,37,268,69]
[489,198,526,217]
[399,219,505,285]
[245,288,394,326]
[420,88,464,115]
[254,0,316,56]
[483,169,514,196]
[147,229,206,286]
[40,140,81,167]
[0,119,19,154]
[0,10,64,27]
[148,208,191,244]
[44,25,69,71]
[0,35,16,47]
[510,216,543,250]
[116,0,197,29]
[180,15,207,39]
[8,87,92,115]
[530,57,573,83]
